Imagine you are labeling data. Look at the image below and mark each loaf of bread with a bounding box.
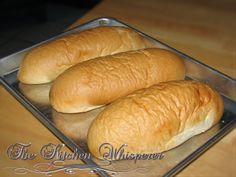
[87,80,224,160]
[49,48,185,113]
[18,26,149,84]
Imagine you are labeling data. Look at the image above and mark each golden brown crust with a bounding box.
[87,80,224,160]
[17,26,147,84]
[49,48,185,113]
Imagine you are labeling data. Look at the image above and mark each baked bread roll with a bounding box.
[87,80,224,160]
[49,48,185,113]
[18,26,149,84]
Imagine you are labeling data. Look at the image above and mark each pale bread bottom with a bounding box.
[166,110,215,150]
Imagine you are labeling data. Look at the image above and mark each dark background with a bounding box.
[0,0,100,58]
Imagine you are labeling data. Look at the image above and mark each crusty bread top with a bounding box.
[49,48,185,113]
[18,26,148,84]
[87,80,224,159]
